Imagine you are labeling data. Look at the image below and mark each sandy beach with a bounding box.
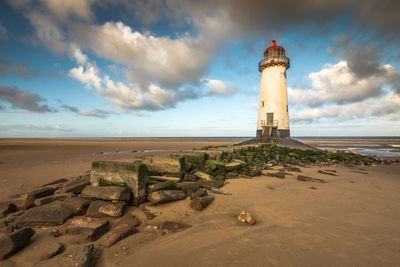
[0,138,399,266]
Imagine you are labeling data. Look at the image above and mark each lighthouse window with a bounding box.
[261,101,264,107]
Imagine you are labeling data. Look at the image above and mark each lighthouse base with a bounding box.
[256,129,290,139]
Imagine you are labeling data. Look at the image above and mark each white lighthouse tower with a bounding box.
[256,40,290,140]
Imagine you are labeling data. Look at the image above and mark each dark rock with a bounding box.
[284,166,302,172]
[14,206,73,228]
[159,221,191,235]
[140,206,158,220]
[36,244,95,267]
[318,170,337,176]
[86,200,126,217]
[183,174,198,181]
[189,196,215,211]
[61,175,90,194]
[309,187,317,190]
[148,181,178,193]
[0,203,17,219]
[148,190,186,205]
[190,189,208,200]
[177,181,201,195]
[34,193,75,207]
[0,228,34,260]
[62,197,91,216]
[266,172,285,179]
[297,175,326,183]
[59,216,109,241]
[24,187,55,209]
[81,185,131,201]
[99,214,140,247]
[41,178,69,187]
[18,235,64,263]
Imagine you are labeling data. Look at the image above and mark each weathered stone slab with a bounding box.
[24,187,55,209]
[142,156,182,176]
[297,175,326,183]
[0,228,34,260]
[90,161,149,206]
[190,189,208,200]
[86,200,126,217]
[14,206,73,228]
[148,190,186,205]
[0,202,17,219]
[99,214,140,247]
[177,181,201,195]
[189,196,214,211]
[34,193,75,206]
[61,175,90,194]
[59,216,109,241]
[266,172,286,179]
[62,197,91,216]
[148,181,178,193]
[17,235,64,263]
[36,244,95,267]
[81,185,131,201]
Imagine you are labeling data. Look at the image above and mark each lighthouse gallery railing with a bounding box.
[259,56,290,70]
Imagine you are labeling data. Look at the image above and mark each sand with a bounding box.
[1,138,400,266]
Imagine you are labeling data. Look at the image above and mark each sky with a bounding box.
[0,0,399,137]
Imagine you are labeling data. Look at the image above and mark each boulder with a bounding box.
[297,175,326,183]
[36,244,95,267]
[59,216,109,241]
[190,189,208,200]
[148,190,186,205]
[14,206,73,228]
[62,197,91,216]
[61,175,90,194]
[142,156,182,176]
[99,214,140,247]
[205,160,225,171]
[24,187,55,209]
[90,161,149,206]
[86,200,126,217]
[189,196,214,211]
[148,181,178,193]
[177,181,201,195]
[266,172,286,179]
[0,203,17,219]
[225,160,246,171]
[284,166,302,172]
[183,173,198,181]
[81,185,131,201]
[33,193,75,206]
[0,228,35,260]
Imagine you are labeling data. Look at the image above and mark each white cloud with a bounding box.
[203,79,241,96]
[288,61,400,107]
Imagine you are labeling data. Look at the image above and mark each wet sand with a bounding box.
[1,138,400,266]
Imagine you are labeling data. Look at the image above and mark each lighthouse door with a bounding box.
[266,113,274,126]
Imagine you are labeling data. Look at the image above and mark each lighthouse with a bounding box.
[256,40,290,140]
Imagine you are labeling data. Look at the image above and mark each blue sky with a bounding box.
[0,0,399,137]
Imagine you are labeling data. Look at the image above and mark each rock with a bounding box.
[90,161,149,206]
[237,211,256,225]
[318,170,337,176]
[266,172,285,179]
[183,173,198,181]
[225,162,243,171]
[62,197,91,216]
[193,171,213,181]
[142,156,182,176]
[24,187,55,209]
[205,160,225,171]
[209,187,231,195]
[140,206,158,220]
[0,228,35,260]
[284,166,302,172]
[99,214,140,247]
[14,206,73,228]
[3,211,24,225]
[309,187,317,190]
[159,221,191,235]
[148,181,178,193]
[36,244,95,267]
[33,193,75,207]
[61,175,90,194]
[177,181,201,195]
[86,200,126,217]
[17,235,64,263]
[297,175,326,183]
[0,203,18,219]
[81,185,131,201]
[148,190,186,205]
[0,225,13,235]
[190,189,208,200]
[59,216,109,241]
[189,196,214,211]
